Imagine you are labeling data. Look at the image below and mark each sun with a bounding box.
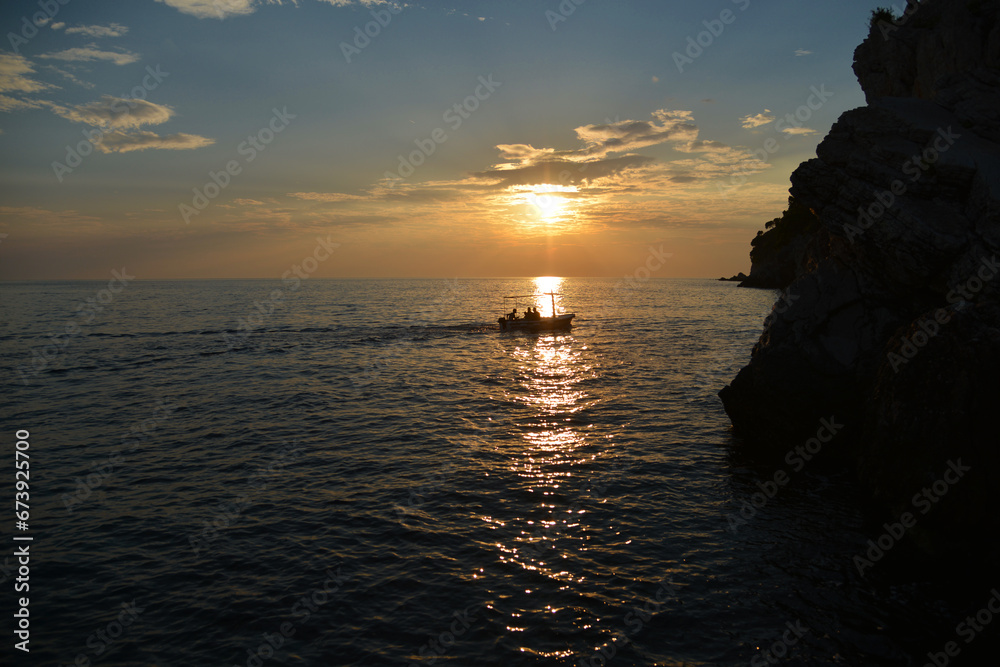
[509,184,577,223]
[529,193,565,221]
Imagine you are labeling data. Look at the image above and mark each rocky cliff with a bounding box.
[719,0,1000,557]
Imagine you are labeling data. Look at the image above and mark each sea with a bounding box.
[0,277,988,666]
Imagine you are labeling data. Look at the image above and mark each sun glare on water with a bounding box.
[533,276,564,317]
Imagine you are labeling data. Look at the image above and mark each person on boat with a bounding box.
[529,307,540,320]
[508,308,518,321]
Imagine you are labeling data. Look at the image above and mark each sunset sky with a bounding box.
[0,0,879,279]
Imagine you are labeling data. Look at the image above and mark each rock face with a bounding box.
[737,198,820,289]
[719,0,1000,553]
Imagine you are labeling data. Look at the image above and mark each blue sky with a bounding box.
[0,0,885,278]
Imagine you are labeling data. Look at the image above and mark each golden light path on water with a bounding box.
[483,277,618,658]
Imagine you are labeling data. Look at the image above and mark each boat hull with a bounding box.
[498,313,574,332]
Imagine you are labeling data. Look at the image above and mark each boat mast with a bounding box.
[550,292,556,318]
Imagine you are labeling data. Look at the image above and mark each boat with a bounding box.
[497,292,575,332]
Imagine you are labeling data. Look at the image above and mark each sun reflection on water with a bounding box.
[531,276,563,318]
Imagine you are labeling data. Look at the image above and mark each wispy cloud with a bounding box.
[95,131,215,153]
[42,65,95,89]
[319,0,396,7]
[50,22,66,30]
[0,53,53,94]
[794,49,813,57]
[47,95,174,129]
[158,0,395,20]
[0,205,106,234]
[285,107,780,239]
[38,46,139,66]
[155,0,259,19]
[42,95,215,153]
[780,126,817,136]
[64,23,130,38]
[0,94,44,112]
[467,109,762,191]
[740,110,774,129]
[289,192,370,203]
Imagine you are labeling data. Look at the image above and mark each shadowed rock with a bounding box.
[719,0,1000,553]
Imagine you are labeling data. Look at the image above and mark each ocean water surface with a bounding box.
[0,278,974,665]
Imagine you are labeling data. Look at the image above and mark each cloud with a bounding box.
[319,0,396,7]
[740,111,774,129]
[289,192,370,202]
[41,96,214,152]
[573,109,701,158]
[157,0,395,19]
[155,0,259,19]
[794,49,813,57]
[283,107,783,240]
[0,205,106,234]
[51,22,65,30]
[47,96,174,129]
[95,131,215,153]
[0,94,44,112]
[35,16,52,27]
[0,53,52,94]
[43,65,95,89]
[467,108,765,191]
[38,47,139,66]
[780,126,817,136]
[64,23,130,38]
[474,155,656,188]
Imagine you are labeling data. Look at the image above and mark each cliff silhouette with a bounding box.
[720,0,1000,559]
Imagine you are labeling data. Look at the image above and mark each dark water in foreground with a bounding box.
[0,278,990,666]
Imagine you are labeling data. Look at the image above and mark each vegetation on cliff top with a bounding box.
[748,196,819,268]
